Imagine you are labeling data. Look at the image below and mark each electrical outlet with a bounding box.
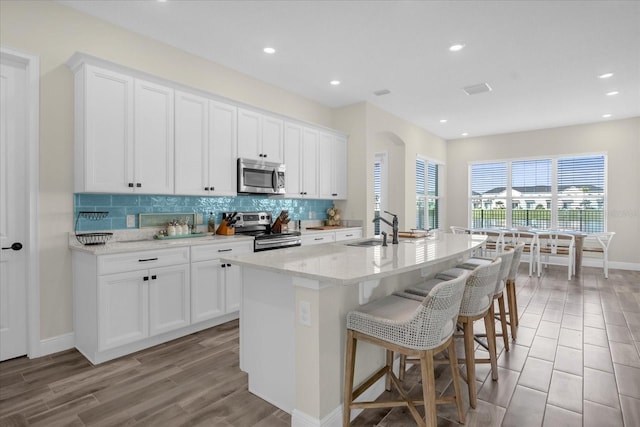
[299,301,311,327]
[126,215,135,228]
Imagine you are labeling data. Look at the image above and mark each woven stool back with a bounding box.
[459,258,502,318]
[347,273,468,350]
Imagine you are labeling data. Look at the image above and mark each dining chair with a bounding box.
[450,226,470,235]
[400,258,503,408]
[471,229,504,257]
[503,230,538,276]
[536,232,575,280]
[582,232,615,278]
[343,273,469,427]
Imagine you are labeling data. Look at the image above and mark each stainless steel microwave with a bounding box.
[237,158,286,195]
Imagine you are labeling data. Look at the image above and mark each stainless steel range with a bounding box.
[222,211,302,252]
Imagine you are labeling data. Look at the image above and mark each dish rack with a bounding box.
[75,211,113,245]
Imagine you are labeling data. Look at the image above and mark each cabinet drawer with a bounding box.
[191,240,253,262]
[302,233,336,246]
[98,247,190,275]
[335,229,363,241]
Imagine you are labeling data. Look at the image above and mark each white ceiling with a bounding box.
[59,0,640,140]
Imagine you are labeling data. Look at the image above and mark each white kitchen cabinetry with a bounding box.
[284,123,318,198]
[334,229,363,241]
[302,232,336,246]
[238,108,284,163]
[190,240,252,323]
[73,247,192,364]
[318,133,348,200]
[71,63,174,194]
[175,92,237,196]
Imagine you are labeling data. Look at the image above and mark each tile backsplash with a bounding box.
[74,194,335,231]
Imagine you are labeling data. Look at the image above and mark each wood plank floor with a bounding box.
[1,265,639,426]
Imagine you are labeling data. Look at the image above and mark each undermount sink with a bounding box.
[345,239,383,247]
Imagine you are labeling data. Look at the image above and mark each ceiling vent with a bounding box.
[462,83,492,95]
[373,89,391,96]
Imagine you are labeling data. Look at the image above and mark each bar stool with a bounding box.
[455,248,515,351]
[343,273,469,427]
[504,243,524,339]
[401,258,503,408]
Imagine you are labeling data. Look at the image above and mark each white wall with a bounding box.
[0,0,334,340]
[446,117,640,266]
[333,102,448,236]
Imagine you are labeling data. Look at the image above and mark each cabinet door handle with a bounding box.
[226,263,231,267]
[221,264,226,268]
[345,234,353,237]
[151,275,157,280]
[211,186,215,191]
[204,187,209,191]
[136,183,142,188]
[314,237,324,241]
[217,248,233,252]
[128,183,134,188]
[332,193,338,196]
[263,154,267,158]
[143,276,149,281]
[138,257,158,262]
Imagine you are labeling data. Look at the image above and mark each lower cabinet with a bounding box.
[301,228,362,245]
[73,241,251,364]
[98,263,190,351]
[190,240,252,323]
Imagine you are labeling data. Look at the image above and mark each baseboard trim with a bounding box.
[39,332,75,357]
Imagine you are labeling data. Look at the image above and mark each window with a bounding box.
[373,153,387,236]
[469,154,606,232]
[416,158,441,230]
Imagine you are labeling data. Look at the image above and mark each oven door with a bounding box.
[254,236,302,252]
[238,158,285,194]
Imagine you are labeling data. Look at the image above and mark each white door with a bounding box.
[190,260,225,323]
[148,264,190,336]
[208,100,237,195]
[174,90,209,195]
[0,59,28,361]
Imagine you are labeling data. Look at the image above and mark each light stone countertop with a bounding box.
[222,233,487,286]
[68,232,254,254]
[68,226,363,255]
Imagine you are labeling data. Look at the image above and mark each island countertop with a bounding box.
[224,233,486,286]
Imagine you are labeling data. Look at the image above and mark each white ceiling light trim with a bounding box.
[606,91,619,96]
[263,47,276,54]
[439,119,448,123]
[330,80,341,86]
[598,72,614,79]
[449,43,465,52]
[602,113,612,118]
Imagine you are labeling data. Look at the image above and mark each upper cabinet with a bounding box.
[175,92,237,196]
[237,108,284,163]
[72,64,174,194]
[68,54,346,199]
[318,133,348,200]
[284,122,318,198]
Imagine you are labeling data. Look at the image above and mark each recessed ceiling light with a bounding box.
[449,43,465,52]
[461,132,469,136]
[439,119,448,123]
[263,47,276,54]
[330,80,341,86]
[606,91,619,96]
[598,72,613,79]
[602,114,612,118]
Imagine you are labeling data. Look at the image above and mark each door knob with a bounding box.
[2,242,23,251]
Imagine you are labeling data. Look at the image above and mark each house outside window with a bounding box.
[469,154,606,232]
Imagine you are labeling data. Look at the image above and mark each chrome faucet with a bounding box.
[373,211,399,244]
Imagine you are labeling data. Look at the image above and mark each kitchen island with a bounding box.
[223,233,485,427]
